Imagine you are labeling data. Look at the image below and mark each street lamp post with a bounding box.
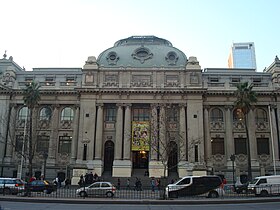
[230,154,236,184]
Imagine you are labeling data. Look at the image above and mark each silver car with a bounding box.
[76,181,116,197]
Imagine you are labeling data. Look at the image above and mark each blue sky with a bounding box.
[0,0,279,71]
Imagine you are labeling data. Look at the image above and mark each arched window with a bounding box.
[210,108,223,122]
[255,108,268,123]
[61,107,74,121]
[39,106,52,121]
[18,107,28,121]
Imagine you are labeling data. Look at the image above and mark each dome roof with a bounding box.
[97,36,187,68]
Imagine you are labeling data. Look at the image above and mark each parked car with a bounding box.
[248,175,280,196]
[25,180,57,194]
[233,183,250,194]
[76,181,116,197]
[0,177,25,195]
[165,175,223,198]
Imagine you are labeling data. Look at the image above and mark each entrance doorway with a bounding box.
[132,151,149,169]
[104,140,114,171]
[168,141,178,172]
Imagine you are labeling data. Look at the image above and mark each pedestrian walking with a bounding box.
[126,178,131,190]
[151,177,156,192]
[78,174,85,187]
[117,178,121,190]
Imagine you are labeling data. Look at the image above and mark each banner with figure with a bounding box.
[131,121,150,151]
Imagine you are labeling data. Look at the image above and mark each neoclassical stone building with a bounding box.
[0,36,280,184]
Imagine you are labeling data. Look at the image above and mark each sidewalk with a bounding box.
[1,195,280,205]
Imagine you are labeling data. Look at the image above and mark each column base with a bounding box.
[87,160,103,176]
[178,161,193,178]
[112,160,132,177]
[149,161,167,178]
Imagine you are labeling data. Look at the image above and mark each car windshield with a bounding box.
[250,178,259,184]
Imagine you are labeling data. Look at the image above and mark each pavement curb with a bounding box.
[1,196,280,205]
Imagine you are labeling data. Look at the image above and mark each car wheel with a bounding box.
[208,191,219,198]
[106,191,114,197]
[80,191,87,197]
[3,188,11,195]
[260,190,269,197]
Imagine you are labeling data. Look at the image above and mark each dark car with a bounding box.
[166,175,223,198]
[25,180,57,194]
[233,183,249,194]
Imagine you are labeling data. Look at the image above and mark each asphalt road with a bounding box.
[1,201,280,210]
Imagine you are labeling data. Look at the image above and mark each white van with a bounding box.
[248,175,280,196]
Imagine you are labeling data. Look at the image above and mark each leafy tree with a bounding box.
[22,81,41,179]
[234,82,257,181]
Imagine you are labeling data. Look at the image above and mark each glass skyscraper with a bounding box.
[228,42,257,69]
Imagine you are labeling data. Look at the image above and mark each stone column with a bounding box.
[159,104,166,160]
[178,104,188,178]
[71,105,80,162]
[248,109,258,162]
[4,105,16,162]
[113,104,131,177]
[150,104,158,160]
[114,104,123,160]
[48,105,59,165]
[225,106,234,158]
[123,104,131,160]
[179,104,187,160]
[203,106,211,160]
[95,104,104,160]
[270,105,279,163]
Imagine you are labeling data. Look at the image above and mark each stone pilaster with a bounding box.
[70,105,80,163]
[123,104,132,160]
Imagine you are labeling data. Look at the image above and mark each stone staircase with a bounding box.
[101,169,179,188]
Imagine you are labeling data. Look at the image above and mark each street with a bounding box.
[1,201,280,210]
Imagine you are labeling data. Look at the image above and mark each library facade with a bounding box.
[1,36,280,184]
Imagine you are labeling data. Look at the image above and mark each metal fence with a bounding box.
[1,185,280,200]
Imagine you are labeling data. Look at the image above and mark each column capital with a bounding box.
[179,103,187,108]
[51,104,61,109]
[116,103,124,107]
[96,103,104,107]
[269,104,277,110]
[124,103,132,108]
[203,105,211,110]
[224,105,234,111]
[151,103,160,109]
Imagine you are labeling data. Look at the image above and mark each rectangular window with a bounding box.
[45,77,55,86]
[194,145,199,162]
[234,138,247,155]
[133,108,150,121]
[15,135,24,152]
[231,78,240,83]
[211,138,225,155]
[167,108,178,122]
[58,136,72,153]
[65,76,76,86]
[36,135,50,153]
[210,77,219,82]
[105,107,116,121]
[25,77,34,82]
[257,138,270,155]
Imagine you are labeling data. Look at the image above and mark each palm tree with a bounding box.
[23,81,41,179]
[234,82,257,182]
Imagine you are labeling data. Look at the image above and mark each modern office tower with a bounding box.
[228,42,257,69]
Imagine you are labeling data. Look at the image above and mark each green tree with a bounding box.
[234,82,257,181]
[23,81,41,179]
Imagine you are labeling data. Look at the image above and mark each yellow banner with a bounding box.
[131,121,150,151]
